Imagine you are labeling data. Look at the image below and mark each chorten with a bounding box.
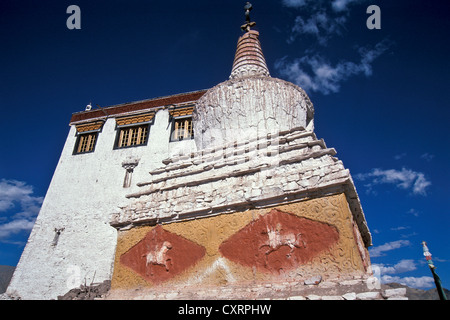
[194,14,314,150]
[107,3,373,299]
[5,3,380,301]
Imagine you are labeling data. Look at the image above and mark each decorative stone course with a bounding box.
[110,126,371,248]
[105,275,407,300]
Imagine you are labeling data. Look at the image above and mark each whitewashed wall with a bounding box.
[7,109,196,299]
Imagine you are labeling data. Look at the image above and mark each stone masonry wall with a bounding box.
[106,276,408,300]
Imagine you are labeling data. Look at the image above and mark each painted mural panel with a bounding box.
[219,209,339,273]
[120,225,206,284]
[111,193,368,289]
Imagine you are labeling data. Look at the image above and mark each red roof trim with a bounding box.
[69,90,207,124]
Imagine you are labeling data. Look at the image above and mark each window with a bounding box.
[114,112,154,149]
[116,124,149,148]
[73,120,104,154]
[74,132,98,154]
[171,117,193,141]
[169,105,195,142]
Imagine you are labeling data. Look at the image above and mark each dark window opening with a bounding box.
[116,124,149,148]
[170,117,193,141]
[74,132,98,154]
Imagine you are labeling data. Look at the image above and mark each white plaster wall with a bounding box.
[7,109,196,299]
[193,76,314,150]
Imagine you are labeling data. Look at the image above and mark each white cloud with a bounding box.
[284,0,368,45]
[380,275,435,289]
[282,0,366,11]
[0,218,36,239]
[0,179,43,215]
[369,240,411,258]
[355,167,431,196]
[279,0,389,93]
[420,153,435,162]
[275,41,388,94]
[413,174,432,195]
[374,259,417,275]
[0,179,42,241]
[373,259,436,288]
[282,0,308,8]
[331,0,365,12]
[288,12,347,45]
[394,153,407,160]
[390,226,410,231]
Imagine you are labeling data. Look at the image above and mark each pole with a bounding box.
[422,241,447,300]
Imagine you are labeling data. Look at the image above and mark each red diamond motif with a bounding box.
[219,209,339,273]
[120,225,206,284]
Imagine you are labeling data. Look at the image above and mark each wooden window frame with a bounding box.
[73,131,98,154]
[114,123,150,149]
[170,116,194,142]
[73,120,104,155]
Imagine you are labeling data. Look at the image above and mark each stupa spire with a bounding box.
[241,2,256,32]
[230,3,270,79]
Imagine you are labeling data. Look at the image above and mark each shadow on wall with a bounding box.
[0,266,15,294]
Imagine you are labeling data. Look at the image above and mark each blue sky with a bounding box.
[1,0,449,290]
